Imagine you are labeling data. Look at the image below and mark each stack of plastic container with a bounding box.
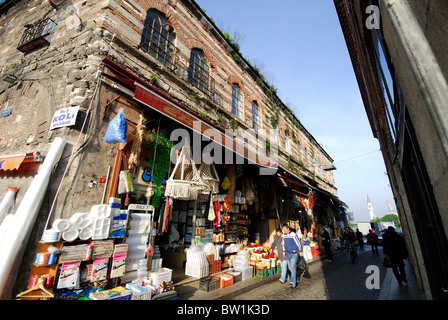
[137,259,148,279]
[150,245,162,270]
[233,250,253,281]
[204,229,213,244]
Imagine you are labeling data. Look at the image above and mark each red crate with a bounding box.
[213,260,221,274]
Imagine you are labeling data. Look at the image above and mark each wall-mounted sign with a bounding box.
[50,106,80,130]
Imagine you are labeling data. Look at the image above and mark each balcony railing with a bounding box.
[139,23,223,107]
[17,16,59,53]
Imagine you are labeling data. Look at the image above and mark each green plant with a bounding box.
[270,115,277,129]
[265,141,271,153]
[233,54,241,63]
[149,73,158,84]
[229,118,238,130]
[189,91,201,104]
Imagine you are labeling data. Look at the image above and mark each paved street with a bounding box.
[230,246,389,300]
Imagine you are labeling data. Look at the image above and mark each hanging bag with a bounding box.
[104,108,127,144]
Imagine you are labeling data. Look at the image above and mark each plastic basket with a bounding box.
[227,271,242,283]
[185,263,209,278]
[256,268,267,279]
[199,276,220,292]
[241,267,254,281]
[213,260,221,274]
[220,274,234,288]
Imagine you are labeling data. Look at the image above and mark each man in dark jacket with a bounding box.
[321,225,333,262]
[366,229,379,256]
[383,226,408,284]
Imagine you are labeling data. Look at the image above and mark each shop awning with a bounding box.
[0,155,26,171]
[101,57,275,171]
[0,153,41,172]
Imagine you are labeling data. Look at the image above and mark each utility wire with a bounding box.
[333,149,380,165]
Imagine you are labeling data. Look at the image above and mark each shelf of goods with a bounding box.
[18,200,174,300]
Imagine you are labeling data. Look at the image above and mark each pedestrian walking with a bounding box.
[383,226,408,285]
[281,223,303,288]
[366,229,379,256]
[321,225,333,262]
[342,227,358,259]
[356,228,364,250]
[270,228,289,285]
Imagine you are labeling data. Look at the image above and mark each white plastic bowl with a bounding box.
[90,204,111,218]
[52,219,71,232]
[62,228,79,242]
[79,227,93,240]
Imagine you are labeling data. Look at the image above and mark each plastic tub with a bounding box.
[91,204,111,219]
[52,219,71,232]
[41,229,61,242]
[62,227,79,242]
[79,227,93,240]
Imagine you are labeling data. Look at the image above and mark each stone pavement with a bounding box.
[377,257,423,300]
[175,249,424,300]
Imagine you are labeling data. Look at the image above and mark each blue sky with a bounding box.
[196,0,396,221]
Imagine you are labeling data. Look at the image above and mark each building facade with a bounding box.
[0,0,344,299]
[334,0,448,300]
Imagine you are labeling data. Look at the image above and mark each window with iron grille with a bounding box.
[17,10,61,53]
[252,101,260,131]
[139,9,176,69]
[188,49,210,94]
[231,83,243,118]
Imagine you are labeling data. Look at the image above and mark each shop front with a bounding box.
[17,56,348,300]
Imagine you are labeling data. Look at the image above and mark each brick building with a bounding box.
[334,0,448,299]
[0,0,345,299]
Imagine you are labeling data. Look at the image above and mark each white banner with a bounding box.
[50,106,80,130]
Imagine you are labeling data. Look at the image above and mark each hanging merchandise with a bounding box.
[104,108,127,144]
[165,144,204,200]
[146,131,174,208]
[227,165,236,206]
[197,162,220,194]
[128,114,146,167]
[221,176,231,191]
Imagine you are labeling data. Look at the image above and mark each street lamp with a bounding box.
[323,163,336,171]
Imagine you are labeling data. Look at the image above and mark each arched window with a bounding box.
[188,48,210,94]
[231,83,243,118]
[297,141,301,160]
[140,9,175,68]
[252,101,260,131]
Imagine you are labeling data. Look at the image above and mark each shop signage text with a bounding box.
[50,106,80,130]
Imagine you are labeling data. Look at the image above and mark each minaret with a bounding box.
[367,194,375,220]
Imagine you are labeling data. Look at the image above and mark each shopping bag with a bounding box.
[383,256,392,268]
